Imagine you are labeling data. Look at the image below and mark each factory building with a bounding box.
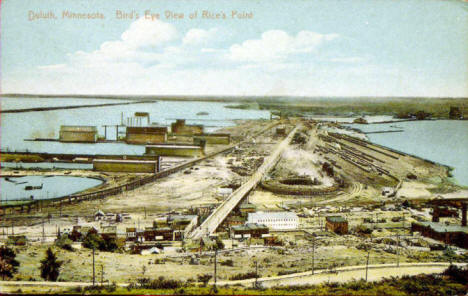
[411,222,468,249]
[231,223,269,239]
[247,211,299,230]
[145,144,205,157]
[126,126,167,145]
[59,125,98,143]
[326,216,348,234]
[171,119,204,135]
[93,159,159,173]
[193,133,231,145]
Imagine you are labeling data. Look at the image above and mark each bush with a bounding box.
[230,271,257,281]
[443,264,468,284]
[354,224,372,235]
[135,276,183,289]
[197,274,212,287]
[220,259,234,267]
[55,235,74,251]
[82,233,122,252]
[0,246,20,280]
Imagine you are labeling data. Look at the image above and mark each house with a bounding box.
[101,226,117,240]
[231,223,269,239]
[143,227,173,241]
[326,216,348,234]
[168,215,198,240]
[126,227,137,242]
[247,212,299,230]
[94,210,105,221]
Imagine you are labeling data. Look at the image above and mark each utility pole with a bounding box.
[365,249,370,282]
[214,249,217,288]
[144,207,147,219]
[101,265,104,286]
[42,219,45,243]
[312,236,315,275]
[92,247,96,286]
[396,234,400,267]
[255,260,259,288]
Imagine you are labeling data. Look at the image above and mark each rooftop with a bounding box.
[60,125,97,132]
[326,216,347,223]
[248,211,298,220]
[93,159,158,164]
[416,222,468,234]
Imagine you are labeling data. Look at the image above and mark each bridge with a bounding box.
[189,125,299,239]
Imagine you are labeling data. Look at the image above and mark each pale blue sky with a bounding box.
[1,0,467,97]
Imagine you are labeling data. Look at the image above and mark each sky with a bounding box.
[1,0,467,97]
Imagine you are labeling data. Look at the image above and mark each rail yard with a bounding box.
[1,115,467,292]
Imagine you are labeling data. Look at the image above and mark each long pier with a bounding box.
[0,121,281,215]
[0,100,156,114]
[189,125,299,239]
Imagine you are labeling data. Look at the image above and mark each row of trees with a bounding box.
[0,246,62,281]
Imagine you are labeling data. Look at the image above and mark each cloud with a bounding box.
[183,28,218,46]
[121,17,177,48]
[228,30,338,63]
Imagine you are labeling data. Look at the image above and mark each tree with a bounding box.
[40,248,62,281]
[0,246,20,280]
[197,274,212,287]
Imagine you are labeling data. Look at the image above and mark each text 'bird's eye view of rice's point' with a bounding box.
[0,0,467,295]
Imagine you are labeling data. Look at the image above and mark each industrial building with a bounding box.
[145,144,205,157]
[193,133,231,145]
[326,216,348,234]
[171,119,204,135]
[231,223,269,239]
[411,222,468,249]
[59,125,98,143]
[93,159,160,173]
[247,211,299,230]
[125,126,167,145]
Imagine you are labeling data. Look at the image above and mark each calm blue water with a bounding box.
[0,176,103,201]
[348,120,468,186]
[0,97,270,155]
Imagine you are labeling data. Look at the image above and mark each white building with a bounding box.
[247,211,299,230]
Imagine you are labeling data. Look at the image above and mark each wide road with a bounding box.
[218,262,467,287]
[189,125,300,239]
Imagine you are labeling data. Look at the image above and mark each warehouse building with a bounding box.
[171,119,204,135]
[145,144,205,157]
[59,125,98,143]
[326,216,348,234]
[247,211,299,230]
[411,222,468,249]
[126,126,167,145]
[231,223,269,239]
[93,159,159,173]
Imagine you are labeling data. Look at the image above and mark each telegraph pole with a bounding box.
[396,234,400,267]
[255,260,259,288]
[213,249,217,288]
[312,236,315,275]
[42,219,45,243]
[92,247,96,286]
[101,265,104,286]
[365,249,370,282]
